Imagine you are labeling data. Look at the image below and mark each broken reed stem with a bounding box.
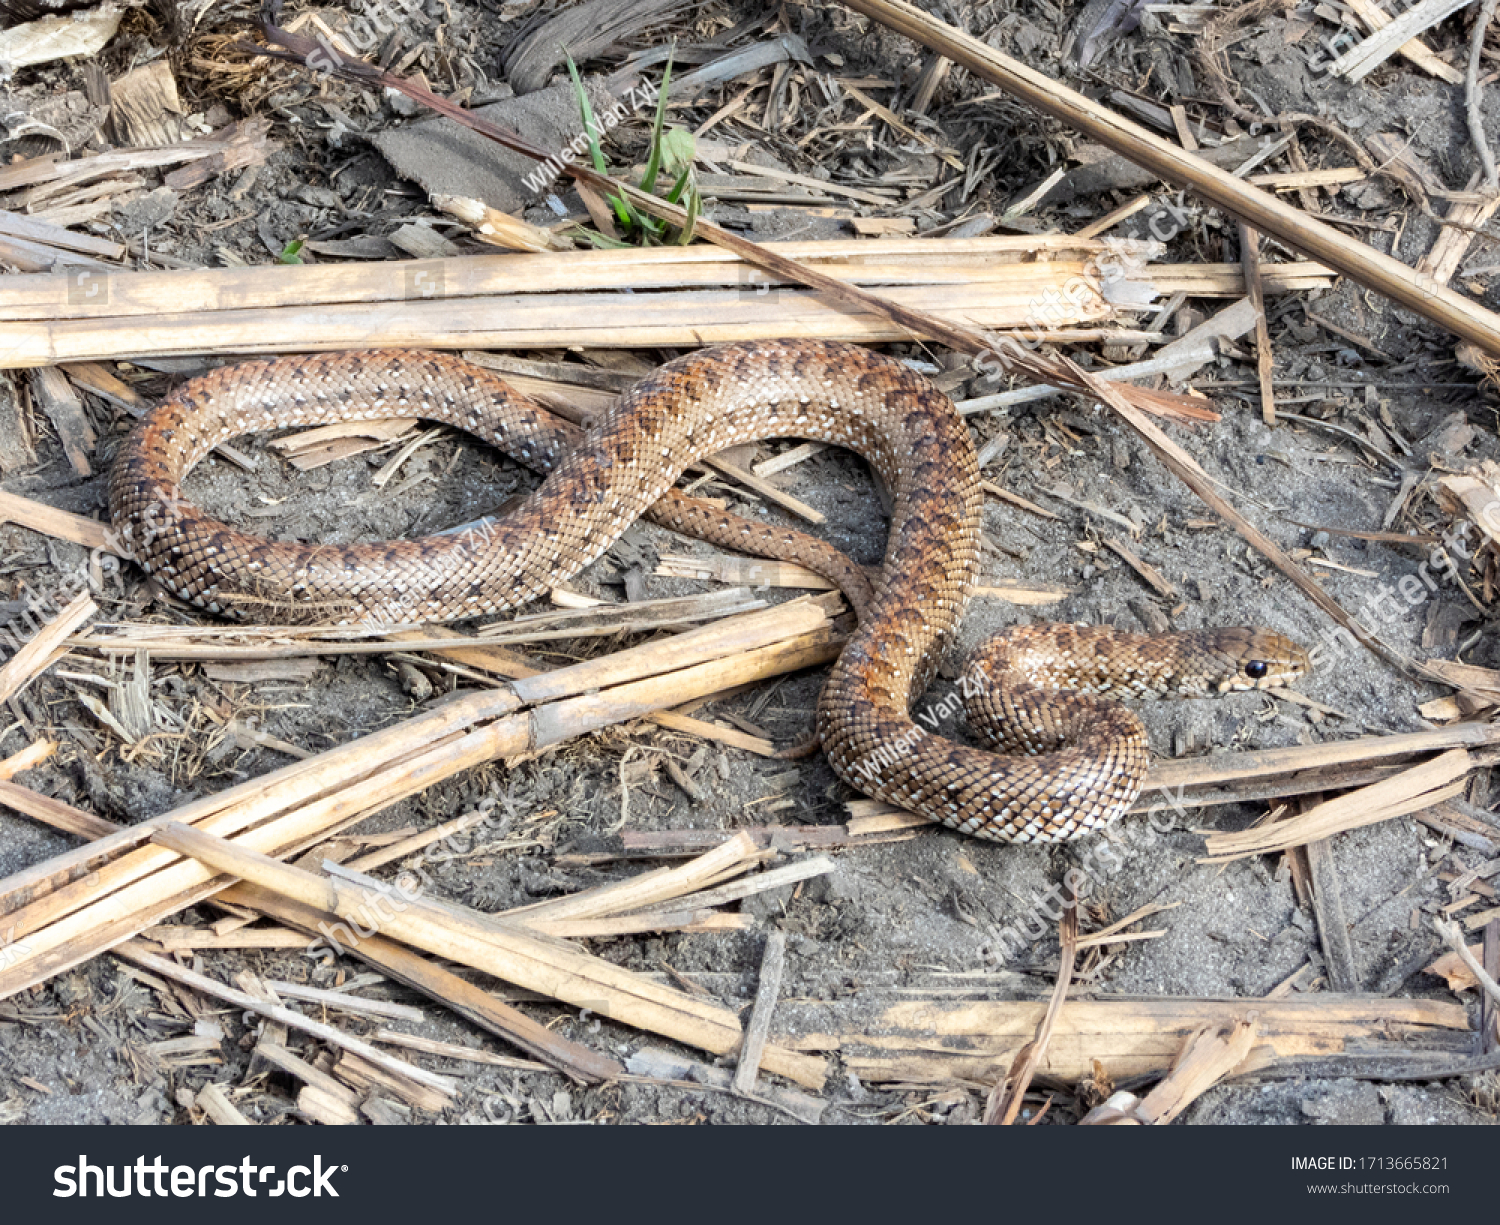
[0,741,808,1084]
[115,940,459,1098]
[501,833,769,925]
[732,930,788,1097]
[0,739,56,780]
[0,600,838,998]
[1434,917,1500,1010]
[829,995,1469,1083]
[1145,723,1500,793]
[1081,1019,1259,1124]
[0,591,95,705]
[153,822,824,1088]
[1200,748,1473,861]
[986,897,1078,1124]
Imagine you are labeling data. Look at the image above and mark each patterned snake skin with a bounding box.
[110,340,1309,842]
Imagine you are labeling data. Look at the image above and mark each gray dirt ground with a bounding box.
[0,0,1498,1125]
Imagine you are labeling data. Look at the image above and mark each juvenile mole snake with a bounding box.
[111,340,1309,843]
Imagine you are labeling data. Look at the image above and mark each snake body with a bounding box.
[110,340,1309,842]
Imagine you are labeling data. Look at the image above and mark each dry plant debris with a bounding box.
[0,0,1495,1129]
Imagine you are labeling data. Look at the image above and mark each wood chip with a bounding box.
[732,931,787,1097]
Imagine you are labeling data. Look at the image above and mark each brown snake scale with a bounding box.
[111,340,1309,843]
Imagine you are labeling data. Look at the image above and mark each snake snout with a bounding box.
[1221,628,1311,691]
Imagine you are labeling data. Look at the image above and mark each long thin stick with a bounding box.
[1435,917,1500,1010]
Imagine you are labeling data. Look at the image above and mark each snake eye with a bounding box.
[1244,660,1269,680]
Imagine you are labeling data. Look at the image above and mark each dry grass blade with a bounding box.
[1108,400,1425,682]
[0,740,56,781]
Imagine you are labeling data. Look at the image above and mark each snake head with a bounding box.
[1217,628,1312,692]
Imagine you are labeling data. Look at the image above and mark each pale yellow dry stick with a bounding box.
[0,739,55,779]
[0,592,95,706]
[0,775,619,1082]
[501,834,771,926]
[0,491,114,551]
[825,995,1470,1084]
[0,236,1136,318]
[1200,749,1473,862]
[193,1082,254,1126]
[1080,1020,1259,1125]
[0,260,1118,365]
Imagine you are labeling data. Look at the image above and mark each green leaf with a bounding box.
[563,51,610,177]
[660,126,695,176]
[664,163,692,205]
[676,174,700,245]
[566,52,635,231]
[639,46,675,197]
[277,239,304,265]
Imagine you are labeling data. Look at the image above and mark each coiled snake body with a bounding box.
[111,340,1309,843]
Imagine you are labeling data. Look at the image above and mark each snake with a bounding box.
[109,340,1310,843]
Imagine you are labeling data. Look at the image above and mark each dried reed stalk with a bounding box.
[152,822,824,1088]
[0,599,839,998]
